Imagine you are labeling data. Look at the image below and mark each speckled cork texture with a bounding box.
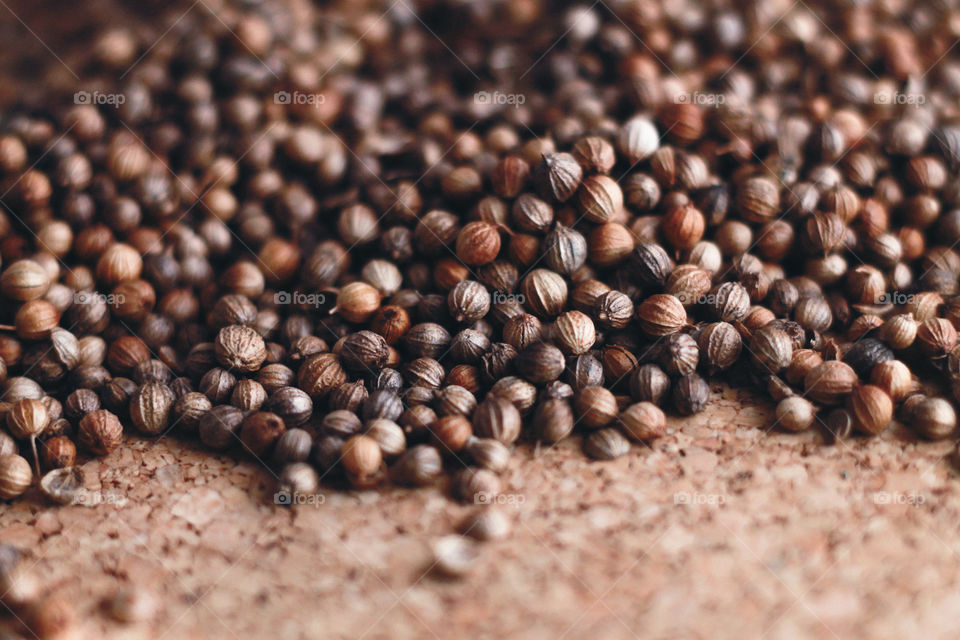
[0,385,956,639]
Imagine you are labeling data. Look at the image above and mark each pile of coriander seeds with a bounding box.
[0,0,955,524]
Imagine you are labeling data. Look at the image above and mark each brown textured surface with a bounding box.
[1,384,958,639]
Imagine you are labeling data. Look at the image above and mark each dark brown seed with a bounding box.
[533,398,575,443]
[239,412,286,458]
[672,374,710,415]
[392,445,443,486]
[842,338,893,378]
[583,428,630,460]
[656,333,699,376]
[534,152,583,202]
[473,396,521,445]
[198,406,246,450]
[339,330,389,373]
[77,410,123,455]
[629,364,670,404]
[515,343,566,384]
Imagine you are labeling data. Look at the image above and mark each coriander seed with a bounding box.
[533,398,575,443]
[842,338,893,378]
[78,410,123,455]
[334,282,381,323]
[448,281,491,323]
[577,175,623,223]
[0,259,50,301]
[453,467,501,504]
[14,300,59,340]
[847,385,893,436]
[516,343,565,384]
[39,467,83,505]
[172,393,212,433]
[520,269,568,318]
[672,374,710,416]
[0,454,32,499]
[749,325,794,374]
[393,445,443,486]
[593,290,635,330]
[904,396,956,440]
[214,324,267,372]
[553,311,596,355]
[775,396,816,432]
[40,437,75,470]
[534,152,582,202]
[129,383,175,436]
[460,508,511,542]
[339,330,389,373]
[619,402,666,442]
[230,379,267,411]
[277,462,319,497]
[473,396,521,445]
[697,322,742,373]
[583,427,630,460]
[431,535,480,577]
[239,411,286,458]
[916,318,957,358]
[463,437,511,473]
[434,385,477,418]
[805,361,858,405]
[405,323,451,359]
[637,294,686,336]
[574,386,618,429]
[342,434,383,487]
[629,364,670,404]
[657,333,700,376]
[297,353,347,398]
[870,360,912,402]
[198,406,246,451]
[543,224,587,275]
[430,415,472,452]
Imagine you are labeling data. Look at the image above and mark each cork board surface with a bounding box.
[1,384,957,640]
